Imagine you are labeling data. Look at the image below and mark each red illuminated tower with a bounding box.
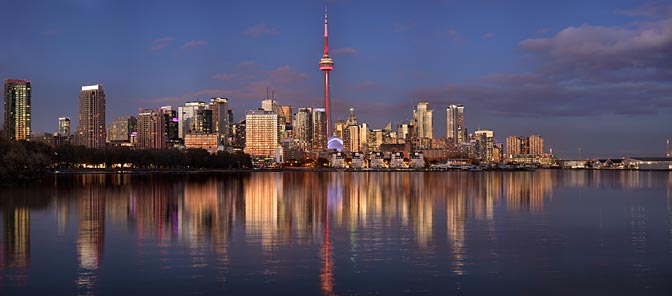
[320,6,342,151]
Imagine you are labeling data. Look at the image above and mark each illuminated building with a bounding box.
[475,130,494,162]
[209,98,229,146]
[244,110,279,158]
[160,106,179,146]
[58,116,71,136]
[293,108,312,151]
[76,84,106,149]
[3,79,31,141]
[137,109,166,149]
[312,108,327,151]
[107,116,136,144]
[279,105,293,127]
[343,108,359,152]
[414,102,433,140]
[446,104,465,145]
[529,134,544,155]
[184,134,219,153]
[506,136,522,158]
[177,101,207,139]
[261,99,279,114]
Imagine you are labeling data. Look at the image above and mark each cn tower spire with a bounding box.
[319,3,337,150]
[324,5,329,56]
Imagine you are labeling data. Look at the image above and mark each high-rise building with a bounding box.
[529,135,544,155]
[58,117,71,136]
[312,108,327,151]
[209,98,229,146]
[294,108,312,151]
[107,116,136,143]
[3,79,31,141]
[177,101,207,139]
[343,108,359,152]
[415,102,433,139]
[261,99,279,114]
[244,110,279,158]
[360,122,369,152]
[76,84,106,149]
[279,105,293,125]
[160,106,179,145]
[506,136,522,158]
[447,104,465,145]
[475,130,495,162]
[137,109,165,149]
[195,109,213,134]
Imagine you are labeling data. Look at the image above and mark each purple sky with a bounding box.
[1,0,671,158]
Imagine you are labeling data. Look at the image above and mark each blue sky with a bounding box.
[1,0,671,158]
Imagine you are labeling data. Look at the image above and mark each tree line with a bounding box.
[0,139,253,184]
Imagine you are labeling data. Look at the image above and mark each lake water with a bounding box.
[1,170,672,295]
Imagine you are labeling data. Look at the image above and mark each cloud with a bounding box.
[150,37,175,51]
[181,40,207,49]
[212,73,237,81]
[243,23,279,37]
[331,47,358,56]
[437,28,463,43]
[408,4,672,118]
[356,80,380,90]
[535,27,551,35]
[483,32,495,39]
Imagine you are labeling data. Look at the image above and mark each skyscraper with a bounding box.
[529,135,544,155]
[312,108,327,151]
[415,102,433,139]
[447,104,465,145]
[76,84,106,149]
[210,98,229,146]
[344,108,360,152]
[58,117,71,136]
[3,79,31,141]
[177,101,207,139]
[244,110,279,158]
[294,108,312,151]
[137,109,165,149]
[160,106,179,145]
[261,99,279,114]
[506,136,522,158]
[475,130,494,162]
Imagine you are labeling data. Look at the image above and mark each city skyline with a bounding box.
[1,0,671,158]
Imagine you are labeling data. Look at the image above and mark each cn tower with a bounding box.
[320,6,342,150]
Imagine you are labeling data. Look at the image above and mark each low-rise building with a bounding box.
[184,134,219,153]
[351,152,366,169]
[370,152,385,169]
[409,151,425,169]
[390,152,405,169]
[623,157,672,170]
[331,152,347,168]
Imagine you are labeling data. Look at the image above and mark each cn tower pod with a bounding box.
[320,56,334,70]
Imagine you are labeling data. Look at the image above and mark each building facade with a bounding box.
[447,104,465,145]
[3,79,31,141]
[244,110,279,158]
[137,109,165,149]
[76,84,106,149]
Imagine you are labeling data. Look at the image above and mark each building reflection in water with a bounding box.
[76,175,106,296]
[2,208,30,286]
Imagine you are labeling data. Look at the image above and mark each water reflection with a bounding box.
[0,170,671,294]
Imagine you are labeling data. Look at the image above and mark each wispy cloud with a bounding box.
[356,80,380,90]
[150,37,176,51]
[483,32,495,39]
[437,28,463,43]
[243,23,279,37]
[212,73,237,81]
[331,47,358,56]
[181,40,207,49]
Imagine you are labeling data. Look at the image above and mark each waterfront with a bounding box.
[1,170,672,295]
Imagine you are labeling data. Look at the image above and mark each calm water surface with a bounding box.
[1,170,672,295]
